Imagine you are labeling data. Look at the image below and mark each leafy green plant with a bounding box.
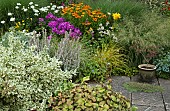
[154,52,170,79]
[0,31,76,110]
[47,81,137,111]
[78,43,134,81]
[123,82,164,92]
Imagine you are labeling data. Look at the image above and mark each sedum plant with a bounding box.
[0,31,75,111]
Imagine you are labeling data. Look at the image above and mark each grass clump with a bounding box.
[123,82,164,93]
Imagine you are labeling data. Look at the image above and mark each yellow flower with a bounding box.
[112,13,121,20]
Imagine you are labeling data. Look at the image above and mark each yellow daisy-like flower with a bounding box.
[112,13,121,20]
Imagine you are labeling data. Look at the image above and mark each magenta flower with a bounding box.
[46,13,56,19]
[44,13,82,38]
[48,35,52,40]
[48,21,58,28]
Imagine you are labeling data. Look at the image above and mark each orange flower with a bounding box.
[72,12,81,18]
[62,7,69,14]
[82,5,91,10]
[82,21,91,25]
[93,18,98,22]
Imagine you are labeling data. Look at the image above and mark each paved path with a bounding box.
[111,76,170,111]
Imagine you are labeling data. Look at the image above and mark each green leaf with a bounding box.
[82,76,90,83]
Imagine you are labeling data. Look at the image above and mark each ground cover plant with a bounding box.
[47,79,137,111]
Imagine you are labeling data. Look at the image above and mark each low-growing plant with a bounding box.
[154,52,170,79]
[0,31,76,110]
[47,81,137,111]
[123,82,164,92]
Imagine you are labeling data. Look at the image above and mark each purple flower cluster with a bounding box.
[43,13,82,38]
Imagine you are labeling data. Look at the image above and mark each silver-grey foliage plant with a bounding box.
[56,32,81,71]
[0,31,75,111]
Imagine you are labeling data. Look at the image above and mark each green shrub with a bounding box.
[78,43,135,81]
[47,82,137,111]
[0,31,76,110]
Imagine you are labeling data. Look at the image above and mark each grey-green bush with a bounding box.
[0,31,76,111]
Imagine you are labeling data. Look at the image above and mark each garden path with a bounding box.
[111,76,170,111]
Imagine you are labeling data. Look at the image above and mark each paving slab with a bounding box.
[159,78,170,110]
[111,76,131,99]
[131,75,165,109]
[132,92,164,107]
[133,105,165,111]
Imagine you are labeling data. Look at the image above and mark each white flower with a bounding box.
[8,13,13,16]
[97,26,104,31]
[99,23,102,27]
[47,6,50,8]
[30,5,35,9]
[106,21,109,26]
[17,3,21,5]
[10,18,15,21]
[29,2,33,5]
[39,7,48,12]
[107,12,111,15]
[35,4,38,6]
[51,8,55,10]
[34,13,39,16]
[33,9,39,13]
[1,21,5,24]
[52,5,56,8]
[23,8,28,12]
[57,6,64,9]
[54,10,59,13]
[15,6,19,9]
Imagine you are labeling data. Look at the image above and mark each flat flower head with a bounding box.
[15,6,19,9]
[1,21,5,24]
[29,2,33,5]
[112,13,121,20]
[17,3,21,5]
[8,13,13,16]
[10,17,15,21]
